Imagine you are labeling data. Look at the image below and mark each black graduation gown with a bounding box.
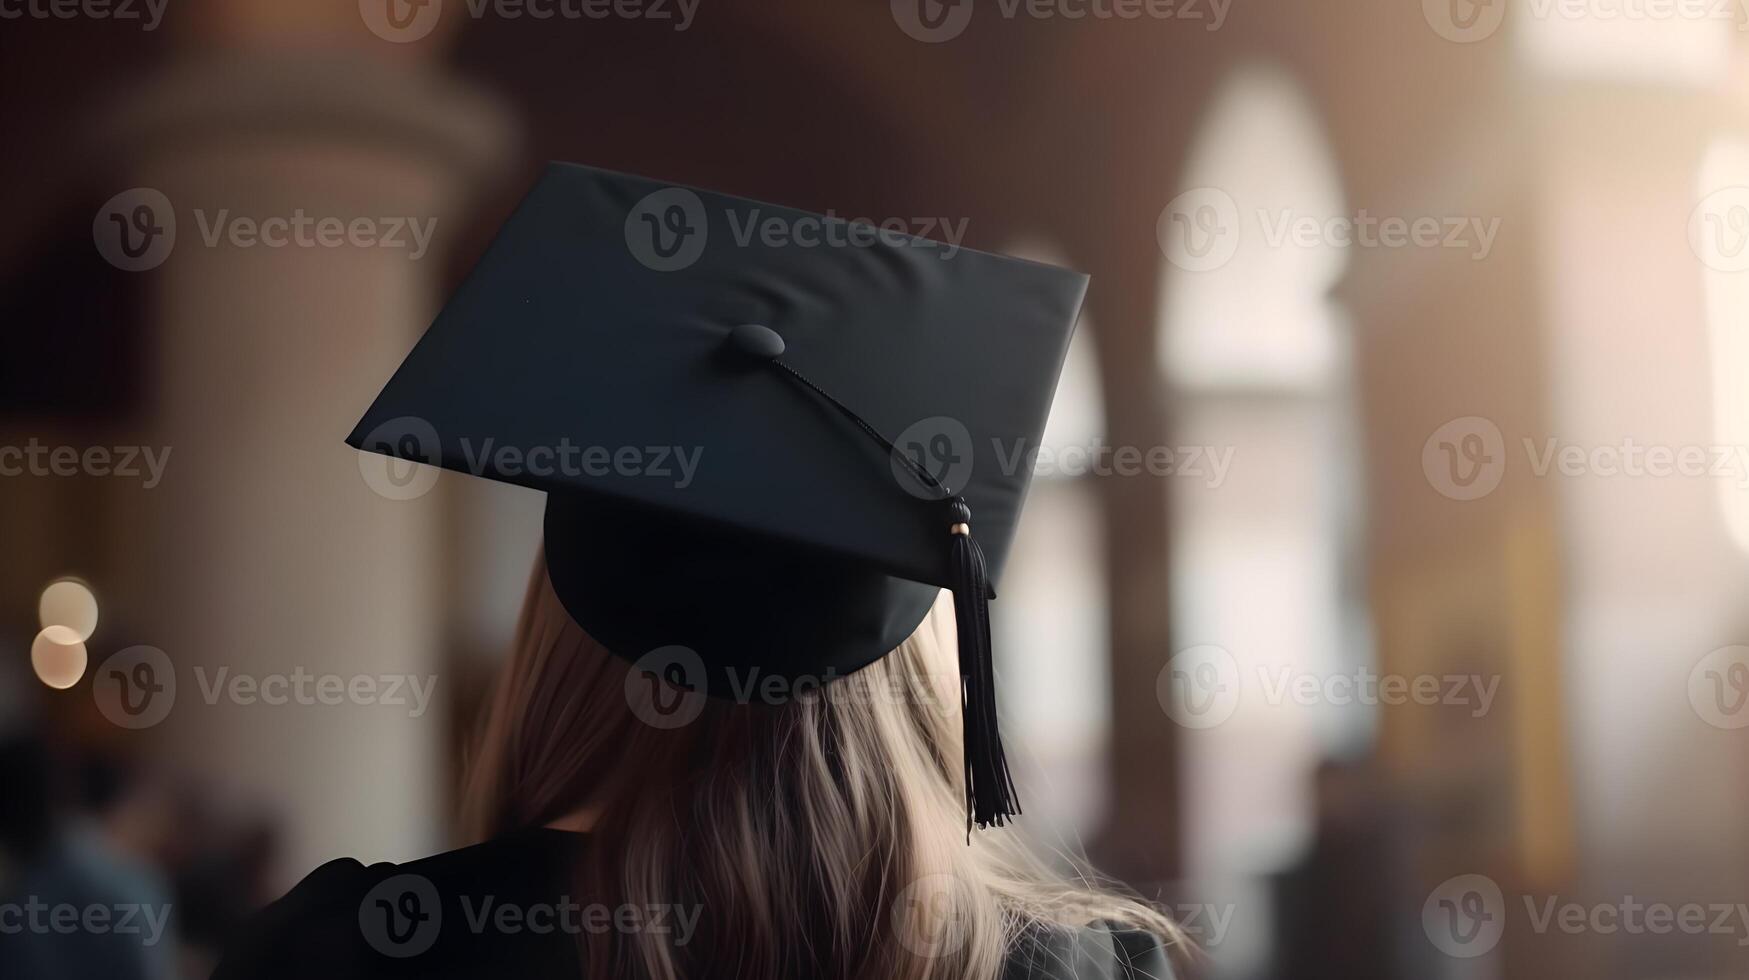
[212,827,1175,980]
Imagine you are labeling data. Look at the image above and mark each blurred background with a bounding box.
[3,0,1747,976]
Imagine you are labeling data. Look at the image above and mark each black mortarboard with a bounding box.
[348,162,1087,831]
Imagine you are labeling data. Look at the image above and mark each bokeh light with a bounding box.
[31,625,89,690]
[38,577,99,641]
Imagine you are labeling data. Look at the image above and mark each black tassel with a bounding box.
[947,497,1020,834]
[742,344,1023,837]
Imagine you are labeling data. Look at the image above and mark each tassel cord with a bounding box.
[761,355,1022,831]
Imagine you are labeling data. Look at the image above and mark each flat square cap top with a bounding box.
[348,162,1089,590]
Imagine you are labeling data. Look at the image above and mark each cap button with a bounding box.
[726,323,785,361]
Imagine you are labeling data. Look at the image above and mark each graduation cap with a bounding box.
[348,162,1088,832]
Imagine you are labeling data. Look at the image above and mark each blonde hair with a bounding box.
[462,554,1179,979]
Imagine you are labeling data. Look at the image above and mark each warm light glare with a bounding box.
[38,578,99,641]
[31,625,88,690]
[1699,138,1749,555]
[1515,3,1731,86]
[1161,64,1346,392]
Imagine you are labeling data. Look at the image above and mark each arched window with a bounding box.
[1160,65,1372,887]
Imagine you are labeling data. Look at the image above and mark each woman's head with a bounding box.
[463,554,1177,980]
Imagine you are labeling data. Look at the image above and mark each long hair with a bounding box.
[461,554,1179,980]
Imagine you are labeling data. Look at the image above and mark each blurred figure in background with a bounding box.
[0,729,174,980]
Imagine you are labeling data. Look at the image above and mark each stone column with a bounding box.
[98,51,513,880]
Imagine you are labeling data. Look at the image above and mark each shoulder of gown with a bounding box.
[210,855,384,980]
[211,829,582,980]
[1003,920,1180,980]
[219,835,1177,980]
